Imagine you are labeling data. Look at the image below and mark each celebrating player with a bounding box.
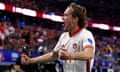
[22,2,95,72]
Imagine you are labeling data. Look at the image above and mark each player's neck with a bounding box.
[69,26,82,37]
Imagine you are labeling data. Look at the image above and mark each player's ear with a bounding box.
[73,16,78,23]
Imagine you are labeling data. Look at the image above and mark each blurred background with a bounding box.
[0,0,120,72]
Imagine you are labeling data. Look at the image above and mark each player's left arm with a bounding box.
[60,46,94,60]
[71,32,95,60]
[60,32,95,60]
[70,46,94,60]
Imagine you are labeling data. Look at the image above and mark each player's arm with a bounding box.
[23,33,64,64]
[71,32,95,60]
[60,46,94,60]
[25,51,59,64]
[70,47,94,60]
[29,37,62,63]
[60,32,95,60]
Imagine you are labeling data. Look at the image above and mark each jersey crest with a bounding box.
[61,44,65,49]
[73,43,77,50]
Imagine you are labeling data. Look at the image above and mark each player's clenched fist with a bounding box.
[60,48,71,60]
[21,54,31,64]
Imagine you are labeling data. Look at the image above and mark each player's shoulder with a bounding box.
[81,28,93,36]
[82,28,92,34]
[60,32,69,37]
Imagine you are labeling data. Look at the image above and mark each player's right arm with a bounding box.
[28,51,59,64]
[29,38,62,63]
[22,33,64,64]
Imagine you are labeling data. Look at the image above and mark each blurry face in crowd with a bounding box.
[62,7,77,32]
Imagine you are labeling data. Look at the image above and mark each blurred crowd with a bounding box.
[0,0,62,14]
[0,20,62,53]
[0,0,120,26]
[1,0,39,11]
[93,35,120,71]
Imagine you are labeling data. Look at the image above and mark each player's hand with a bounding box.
[60,48,71,60]
[21,54,31,65]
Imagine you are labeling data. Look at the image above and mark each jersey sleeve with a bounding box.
[82,31,95,49]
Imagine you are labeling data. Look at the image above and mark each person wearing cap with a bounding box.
[14,45,39,72]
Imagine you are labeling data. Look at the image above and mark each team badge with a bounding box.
[88,38,93,45]
[73,43,77,49]
[61,44,65,49]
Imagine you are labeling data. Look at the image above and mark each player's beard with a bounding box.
[62,23,71,32]
[62,24,65,31]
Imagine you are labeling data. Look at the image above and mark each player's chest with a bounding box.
[60,36,83,53]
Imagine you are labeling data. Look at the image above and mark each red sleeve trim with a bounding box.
[84,45,93,49]
[87,60,90,72]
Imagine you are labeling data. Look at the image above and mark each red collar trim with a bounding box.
[69,27,82,37]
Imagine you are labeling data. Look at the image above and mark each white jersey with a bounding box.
[54,28,95,72]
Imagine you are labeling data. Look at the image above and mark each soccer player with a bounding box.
[22,2,95,72]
